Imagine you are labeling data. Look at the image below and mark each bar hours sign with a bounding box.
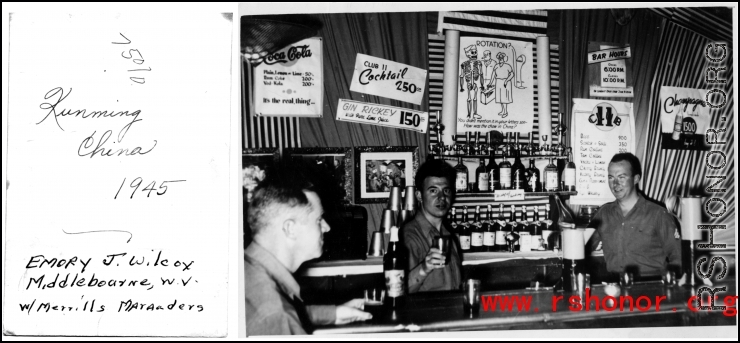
[349,54,427,105]
[587,43,633,98]
[570,99,635,205]
[253,37,323,117]
[335,99,428,133]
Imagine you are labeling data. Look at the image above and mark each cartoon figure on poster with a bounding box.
[457,37,534,135]
[459,45,484,119]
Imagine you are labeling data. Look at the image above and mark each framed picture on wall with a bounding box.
[284,147,353,204]
[354,146,419,204]
[242,148,279,203]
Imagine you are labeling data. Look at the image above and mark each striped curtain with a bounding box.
[642,21,735,246]
[429,10,560,146]
[242,59,302,150]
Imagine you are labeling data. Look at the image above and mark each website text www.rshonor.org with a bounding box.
[480,293,738,316]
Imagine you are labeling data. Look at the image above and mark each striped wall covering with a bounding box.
[643,21,735,246]
[649,7,732,43]
[242,60,302,150]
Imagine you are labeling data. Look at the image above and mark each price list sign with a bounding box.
[571,99,635,205]
[253,37,323,117]
[349,54,427,105]
[335,99,428,133]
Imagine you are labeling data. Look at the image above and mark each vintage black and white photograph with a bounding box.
[237,3,736,340]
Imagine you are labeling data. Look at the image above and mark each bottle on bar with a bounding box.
[494,204,507,252]
[531,206,544,250]
[543,158,559,192]
[449,207,458,236]
[512,142,527,191]
[459,206,472,253]
[563,148,576,192]
[483,204,495,252]
[487,149,500,191]
[542,203,555,251]
[471,206,484,252]
[475,158,489,192]
[527,159,542,192]
[454,156,469,193]
[518,206,531,252]
[499,154,512,190]
[384,226,407,308]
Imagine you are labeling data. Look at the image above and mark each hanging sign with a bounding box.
[335,99,428,133]
[588,44,633,98]
[349,54,427,105]
[659,86,712,150]
[456,36,534,135]
[570,99,636,205]
[253,37,323,117]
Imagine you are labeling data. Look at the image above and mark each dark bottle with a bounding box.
[499,155,512,190]
[459,206,472,252]
[483,204,495,252]
[475,158,489,192]
[471,206,484,252]
[507,205,520,252]
[449,207,458,236]
[512,148,528,191]
[531,206,544,250]
[527,159,542,192]
[486,149,501,191]
[494,204,507,252]
[543,158,559,192]
[454,156,469,193]
[563,148,577,192]
[518,206,531,251]
[543,203,557,251]
[384,226,407,308]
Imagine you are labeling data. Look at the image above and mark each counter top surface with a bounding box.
[313,278,737,334]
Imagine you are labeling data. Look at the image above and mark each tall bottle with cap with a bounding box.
[384,226,407,308]
[459,206,472,253]
[483,204,495,252]
[471,206,484,252]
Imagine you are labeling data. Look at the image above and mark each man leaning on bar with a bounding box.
[244,173,371,335]
[402,159,463,293]
[587,153,682,279]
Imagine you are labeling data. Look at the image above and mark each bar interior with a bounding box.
[241,6,736,336]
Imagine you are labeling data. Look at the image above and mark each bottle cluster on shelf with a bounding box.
[447,204,562,254]
[451,135,577,194]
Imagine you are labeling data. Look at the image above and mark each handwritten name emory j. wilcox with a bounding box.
[37,87,157,158]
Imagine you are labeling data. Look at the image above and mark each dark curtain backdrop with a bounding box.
[301,12,430,239]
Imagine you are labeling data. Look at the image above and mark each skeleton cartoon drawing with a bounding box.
[459,45,484,119]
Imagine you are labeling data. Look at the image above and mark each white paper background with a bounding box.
[3,12,231,336]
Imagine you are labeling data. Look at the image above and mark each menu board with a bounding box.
[570,99,635,205]
[253,37,323,117]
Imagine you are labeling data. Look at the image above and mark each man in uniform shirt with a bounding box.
[244,176,371,335]
[402,159,463,293]
[587,153,682,278]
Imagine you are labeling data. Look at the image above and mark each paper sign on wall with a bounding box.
[588,44,633,98]
[570,99,635,205]
[336,99,428,133]
[4,13,231,336]
[456,36,534,134]
[349,54,427,105]
[658,86,712,151]
[254,37,323,117]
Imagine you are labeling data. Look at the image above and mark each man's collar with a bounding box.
[245,242,303,301]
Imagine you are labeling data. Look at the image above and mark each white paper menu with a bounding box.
[3,12,232,336]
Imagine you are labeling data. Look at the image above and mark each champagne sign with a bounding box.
[349,54,427,105]
[570,99,635,205]
[658,86,711,151]
[335,99,428,133]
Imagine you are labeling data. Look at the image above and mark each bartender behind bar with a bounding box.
[403,159,462,293]
[587,153,682,278]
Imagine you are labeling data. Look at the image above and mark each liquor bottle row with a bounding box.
[446,204,561,253]
[432,131,568,158]
[453,148,576,193]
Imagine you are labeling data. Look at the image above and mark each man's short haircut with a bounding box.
[610,152,642,177]
[247,172,315,238]
[415,159,456,190]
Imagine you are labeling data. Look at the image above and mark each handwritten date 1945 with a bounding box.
[115,178,186,199]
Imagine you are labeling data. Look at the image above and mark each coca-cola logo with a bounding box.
[263,45,312,65]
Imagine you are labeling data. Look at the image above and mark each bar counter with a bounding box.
[313,278,737,334]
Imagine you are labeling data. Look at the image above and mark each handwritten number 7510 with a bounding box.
[114,178,186,199]
[112,33,151,84]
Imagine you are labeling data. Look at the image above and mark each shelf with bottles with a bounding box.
[433,153,568,160]
[454,190,577,199]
